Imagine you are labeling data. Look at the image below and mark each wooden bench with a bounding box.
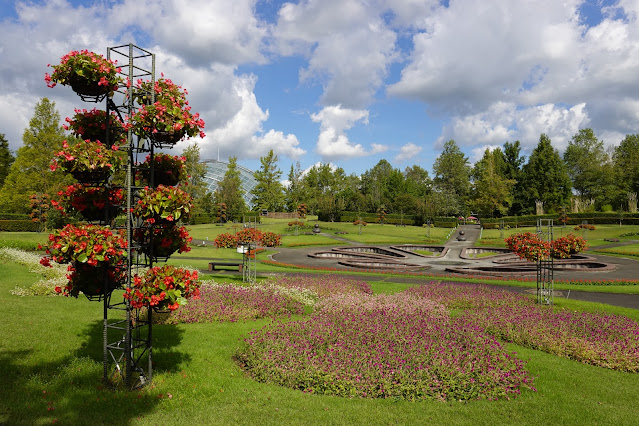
[208,260,243,272]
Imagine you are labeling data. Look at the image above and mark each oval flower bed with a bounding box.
[236,292,536,401]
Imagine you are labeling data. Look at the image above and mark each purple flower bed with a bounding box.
[462,305,639,372]
[165,283,304,324]
[236,293,535,401]
[269,275,373,298]
[405,281,535,309]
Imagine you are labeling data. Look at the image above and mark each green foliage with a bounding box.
[213,156,247,221]
[181,143,210,214]
[0,220,40,232]
[252,149,285,211]
[470,148,515,217]
[0,133,14,189]
[0,98,73,214]
[433,140,471,207]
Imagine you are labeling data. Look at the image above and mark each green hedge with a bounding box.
[0,220,40,232]
[482,212,639,228]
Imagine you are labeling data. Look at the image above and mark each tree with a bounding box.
[181,142,211,215]
[564,128,615,209]
[502,141,526,215]
[252,149,285,212]
[432,140,471,212]
[404,165,431,198]
[302,163,347,220]
[285,162,304,212]
[470,149,515,217]
[612,134,639,206]
[0,133,15,189]
[0,98,71,213]
[520,134,572,213]
[213,156,246,221]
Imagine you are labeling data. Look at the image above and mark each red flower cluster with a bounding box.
[51,184,123,219]
[133,185,193,224]
[134,226,192,258]
[505,232,550,262]
[214,229,282,248]
[139,153,187,186]
[63,108,125,143]
[124,265,200,311]
[552,233,587,259]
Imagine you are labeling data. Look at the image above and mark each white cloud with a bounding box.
[394,142,422,163]
[310,105,386,160]
[273,0,398,108]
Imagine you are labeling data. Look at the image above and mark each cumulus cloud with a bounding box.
[394,142,422,164]
[273,0,397,108]
[310,105,387,161]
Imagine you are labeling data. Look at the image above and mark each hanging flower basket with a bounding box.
[124,265,200,312]
[64,262,126,300]
[45,50,123,98]
[139,153,186,186]
[39,224,128,300]
[64,108,125,144]
[51,185,124,222]
[130,78,205,142]
[133,225,192,259]
[133,185,193,224]
[51,140,124,183]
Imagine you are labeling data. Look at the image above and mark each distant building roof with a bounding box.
[201,160,257,208]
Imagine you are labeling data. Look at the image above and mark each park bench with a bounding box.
[208,260,243,272]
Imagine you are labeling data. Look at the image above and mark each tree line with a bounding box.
[1,98,639,224]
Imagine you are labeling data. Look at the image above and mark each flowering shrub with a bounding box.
[133,185,193,224]
[235,228,262,245]
[130,78,205,142]
[260,231,281,247]
[214,232,237,248]
[353,219,367,226]
[164,283,304,323]
[505,232,550,261]
[574,224,596,231]
[45,50,122,96]
[125,265,200,311]
[134,225,191,258]
[237,292,535,401]
[51,184,123,221]
[297,203,307,219]
[139,153,186,186]
[63,108,124,143]
[51,140,124,179]
[552,233,587,259]
[39,224,127,297]
[287,220,306,229]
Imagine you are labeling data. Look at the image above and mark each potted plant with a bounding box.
[39,224,127,298]
[51,140,124,182]
[139,153,187,187]
[133,225,192,259]
[45,50,122,97]
[124,265,200,311]
[64,108,125,144]
[130,78,205,144]
[133,185,193,224]
[51,184,124,222]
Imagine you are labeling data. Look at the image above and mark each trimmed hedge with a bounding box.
[482,212,639,228]
[0,220,40,232]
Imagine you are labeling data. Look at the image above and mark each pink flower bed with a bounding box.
[164,283,304,324]
[461,305,639,372]
[237,292,535,401]
[268,275,372,298]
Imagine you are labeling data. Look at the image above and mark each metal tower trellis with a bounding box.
[242,216,258,283]
[104,43,156,388]
[536,218,554,305]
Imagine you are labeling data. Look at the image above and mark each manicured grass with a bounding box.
[2,260,639,424]
[480,225,639,248]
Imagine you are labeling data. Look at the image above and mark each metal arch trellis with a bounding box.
[536,218,554,305]
[103,43,157,389]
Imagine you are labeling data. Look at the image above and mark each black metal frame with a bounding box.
[536,218,554,305]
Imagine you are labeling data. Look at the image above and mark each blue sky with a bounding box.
[0,0,636,178]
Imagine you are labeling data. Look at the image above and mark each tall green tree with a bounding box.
[520,134,572,213]
[252,149,285,211]
[612,134,639,205]
[502,141,526,215]
[470,149,515,217]
[213,156,246,221]
[181,142,211,215]
[302,163,347,220]
[0,98,70,213]
[0,133,15,189]
[563,128,614,209]
[404,165,431,198]
[285,161,304,212]
[432,140,471,213]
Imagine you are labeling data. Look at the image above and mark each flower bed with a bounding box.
[267,275,372,298]
[236,292,535,401]
[163,283,304,324]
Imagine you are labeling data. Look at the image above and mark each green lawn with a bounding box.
[2,259,639,425]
